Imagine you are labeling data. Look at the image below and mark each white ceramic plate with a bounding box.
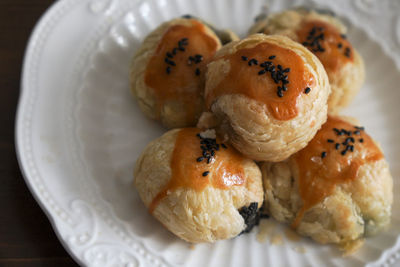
[16,0,400,266]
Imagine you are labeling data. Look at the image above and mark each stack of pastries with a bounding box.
[130,9,392,253]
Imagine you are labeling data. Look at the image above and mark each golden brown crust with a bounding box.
[134,129,264,243]
[204,34,330,162]
[260,115,393,253]
[249,9,365,113]
[130,18,230,128]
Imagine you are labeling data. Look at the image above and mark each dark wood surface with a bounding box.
[0,1,79,266]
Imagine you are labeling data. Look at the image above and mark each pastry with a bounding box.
[130,17,238,128]
[260,115,393,252]
[204,34,330,162]
[134,128,264,243]
[249,9,365,113]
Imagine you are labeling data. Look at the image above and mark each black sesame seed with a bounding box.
[269,55,276,59]
[166,66,171,74]
[221,143,227,149]
[165,58,176,66]
[359,138,364,143]
[304,87,311,94]
[335,143,340,150]
[202,171,210,176]
[178,46,185,51]
[166,52,173,58]
[340,34,347,39]
[248,56,292,100]
[260,61,272,68]
[271,73,278,83]
[354,130,360,135]
[321,151,327,158]
[344,47,351,58]
[327,139,334,143]
[341,150,347,156]
[181,38,188,44]
[349,145,354,152]
[195,68,201,76]
[258,69,266,75]
[250,58,258,65]
[242,56,248,61]
[338,43,343,48]
[195,54,203,62]
[303,26,326,53]
[196,133,224,165]
[172,48,178,55]
[355,126,365,131]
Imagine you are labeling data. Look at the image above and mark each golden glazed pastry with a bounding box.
[204,34,330,162]
[260,115,393,253]
[249,9,365,113]
[130,17,238,128]
[134,128,264,243]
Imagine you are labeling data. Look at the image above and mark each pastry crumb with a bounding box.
[294,246,306,253]
[270,234,284,245]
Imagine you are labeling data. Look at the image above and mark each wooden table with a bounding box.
[0,1,79,266]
